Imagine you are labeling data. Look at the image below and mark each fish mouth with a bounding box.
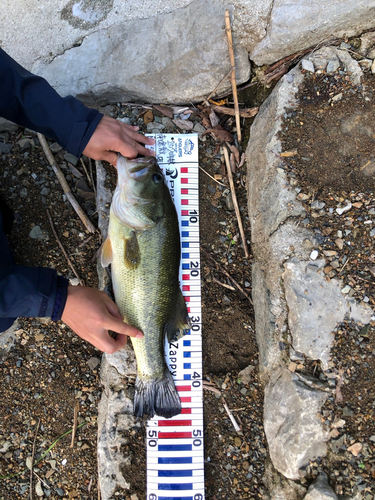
[127,156,158,178]
[117,155,159,186]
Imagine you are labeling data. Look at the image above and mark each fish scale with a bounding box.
[146,134,204,500]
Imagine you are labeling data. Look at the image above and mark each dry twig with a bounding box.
[46,209,84,286]
[223,402,242,433]
[203,381,222,395]
[211,276,235,291]
[211,105,258,119]
[199,165,226,187]
[206,69,233,102]
[202,248,253,305]
[223,147,249,258]
[80,158,92,187]
[78,235,94,248]
[37,133,96,233]
[30,418,41,500]
[71,401,80,448]
[89,158,97,199]
[339,257,350,274]
[225,10,241,144]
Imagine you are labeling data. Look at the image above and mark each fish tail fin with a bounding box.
[134,368,181,419]
[164,288,191,343]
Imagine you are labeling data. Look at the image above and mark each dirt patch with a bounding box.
[281,72,375,191]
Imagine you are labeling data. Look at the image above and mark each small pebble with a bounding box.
[301,59,315,73]
[310,249,319,260]
[336,202,352,215]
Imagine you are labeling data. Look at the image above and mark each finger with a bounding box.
[97,333,124,354]
[105,315,143,338]
[113,333,128,350]
[101,150,120,166]
[135,143,156,157]
[104,297,123,320]
[131,132,155,145]
[116,139,153,160]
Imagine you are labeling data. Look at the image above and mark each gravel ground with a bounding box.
[0,101,265,499]
[1,42,374,500]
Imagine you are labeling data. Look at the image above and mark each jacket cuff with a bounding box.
[51,275,69,321]
[65,109,103,158]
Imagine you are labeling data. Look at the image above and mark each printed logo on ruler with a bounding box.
[146,134,205,500]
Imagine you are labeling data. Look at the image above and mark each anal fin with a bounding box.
[164,288,191,343]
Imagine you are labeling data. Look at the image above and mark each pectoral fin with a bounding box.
[101,237,113,267]
[164,288,191,343]
[124,231,141,269]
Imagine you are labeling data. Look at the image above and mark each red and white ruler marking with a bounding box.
[146,134,204,500]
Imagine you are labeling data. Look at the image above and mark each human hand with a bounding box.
[61,285,143,353]
[83,115,155,166]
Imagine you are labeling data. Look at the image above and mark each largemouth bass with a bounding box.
[101,155,190,418]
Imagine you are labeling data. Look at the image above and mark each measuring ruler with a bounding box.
[146,134,204,500]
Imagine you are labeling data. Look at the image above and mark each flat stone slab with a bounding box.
[264,366,329,480]
[34,0,250,105]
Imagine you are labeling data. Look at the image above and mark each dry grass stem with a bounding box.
[89,158,97,199]
[225,10,241,144]
[47,209,84,286]
[211,276,236,291]
[223,147,249,258]
[199,165,226,187]
[223,402,241,433]
[37,133,96,233]
[71,401,80,448]
[30,418,41,500]
[80,158,92,187]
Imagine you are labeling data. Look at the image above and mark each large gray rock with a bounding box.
[0,117,19,132]
[34,0,250,105]
[264,366,329,480]
[303,472,337,500]
[246,47,374,489]
[2,0,375,104]
[250,0,375,65]
[284,259,374,369]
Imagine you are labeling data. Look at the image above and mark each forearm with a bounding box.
[0,48,102,157]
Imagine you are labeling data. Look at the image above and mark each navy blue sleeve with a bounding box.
[0,48,103,158]
[0,264,59,319]
[0,211,69,332]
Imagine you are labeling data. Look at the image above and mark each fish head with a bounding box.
[112,155,170,230]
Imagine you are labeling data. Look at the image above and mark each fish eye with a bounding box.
[152,173,163,183]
